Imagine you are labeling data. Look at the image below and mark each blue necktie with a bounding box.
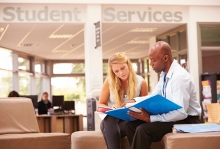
[162,74,167,98]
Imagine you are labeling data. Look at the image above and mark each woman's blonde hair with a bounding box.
[41,92,48,100]
[108,52,137,106]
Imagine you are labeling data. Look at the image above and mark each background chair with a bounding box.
[0,98,70,149]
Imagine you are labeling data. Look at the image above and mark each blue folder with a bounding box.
[105,94,182,121]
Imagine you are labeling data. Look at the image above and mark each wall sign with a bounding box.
[94,21,101,48]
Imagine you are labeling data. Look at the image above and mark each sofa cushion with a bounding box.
[71,131,164,149]
[0,133,70,149]
[164,132,220,149]
[0,98,39,134]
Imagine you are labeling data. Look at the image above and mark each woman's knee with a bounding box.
[100,120,105,133]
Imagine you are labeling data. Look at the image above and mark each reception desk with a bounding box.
[36,114,83,134]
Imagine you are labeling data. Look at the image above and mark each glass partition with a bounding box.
[19,72,31,95]
[201,27,220,46]
[53,63,85,74]
[0,70,12,97]
[0,47,12,70]
[18,57,30,71]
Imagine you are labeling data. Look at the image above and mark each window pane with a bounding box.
[0,70,13,97]
[180,30,187,50]
[53,63,85,74]
[170,33,178,52]
[103,63,108,73]
[132,63,138,72]
[201,27,220,46]
[18,57,30,70]
[0,48,12,70]
[71,63,85,73]
[180,54,188,71]
[35,64,41,73]
[143,59,151,92]
[36,76,42,99]
[143,59,149,73]
[51,77,86,115]
[19,72,30,95]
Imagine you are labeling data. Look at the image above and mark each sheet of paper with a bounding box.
[129,107,141,113]
[126,102,136,108]
[174,123,220,133]
[97,112,107,120]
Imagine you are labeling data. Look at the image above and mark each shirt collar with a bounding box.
[160,59,177,79]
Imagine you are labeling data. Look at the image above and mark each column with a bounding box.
[84,4,103,97]
[187,16,201,100]
[149,36,158,92]
[12,52,19,91]
[30,56,36,94]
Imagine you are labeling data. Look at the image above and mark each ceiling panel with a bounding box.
[0,22,184,60]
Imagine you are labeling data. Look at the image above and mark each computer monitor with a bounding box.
[52,95,64,107]
[20,95,38,108]
[64,101,75,111]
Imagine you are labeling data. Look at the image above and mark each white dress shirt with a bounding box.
[134,60,201,122]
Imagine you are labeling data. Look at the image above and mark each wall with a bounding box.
[1,0,220,6]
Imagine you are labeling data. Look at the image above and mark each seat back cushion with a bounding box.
[0,98,39,134]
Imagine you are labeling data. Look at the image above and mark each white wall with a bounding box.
[1,0,220,6]
[187,5,220,100]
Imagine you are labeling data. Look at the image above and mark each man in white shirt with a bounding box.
[125,41,201,149]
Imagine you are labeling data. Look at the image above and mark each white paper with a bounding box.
[129,107,141,113]
[126,102,136,108]
[97,112,107,120]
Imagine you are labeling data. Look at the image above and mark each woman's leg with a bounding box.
[100,116,126,149]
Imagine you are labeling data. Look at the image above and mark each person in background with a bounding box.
[125,41,202,149]
[38,92,52,115]
[8,90,20,97]
[98,52,148,149]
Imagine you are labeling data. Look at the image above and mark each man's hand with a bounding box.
[128,108,150,122]
[121,99,135,107]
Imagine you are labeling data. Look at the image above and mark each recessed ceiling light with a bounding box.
[52,50,71,53]
[127,40,149,44]
[18,43,39,47]
[49,34,74,39]
[131,28,157,32]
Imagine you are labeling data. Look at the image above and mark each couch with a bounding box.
[72,110,220,149]
[0,97,71,149]
[71,130,220,149]
[71,130,164,149]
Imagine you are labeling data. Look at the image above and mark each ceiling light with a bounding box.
[49,34,74,39]
[131,28,157,32]
[0,28,4,32]
[52,50,71,53]
[127,40,149,44]
[18,43,39,47]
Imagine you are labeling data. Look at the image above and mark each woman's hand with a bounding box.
[98,106,113,113]
[121,99,136,107]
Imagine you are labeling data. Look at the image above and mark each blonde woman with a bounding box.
[38,92,52,115]
[98,52,148,149]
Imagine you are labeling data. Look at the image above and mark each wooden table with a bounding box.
[36,114,83,134]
